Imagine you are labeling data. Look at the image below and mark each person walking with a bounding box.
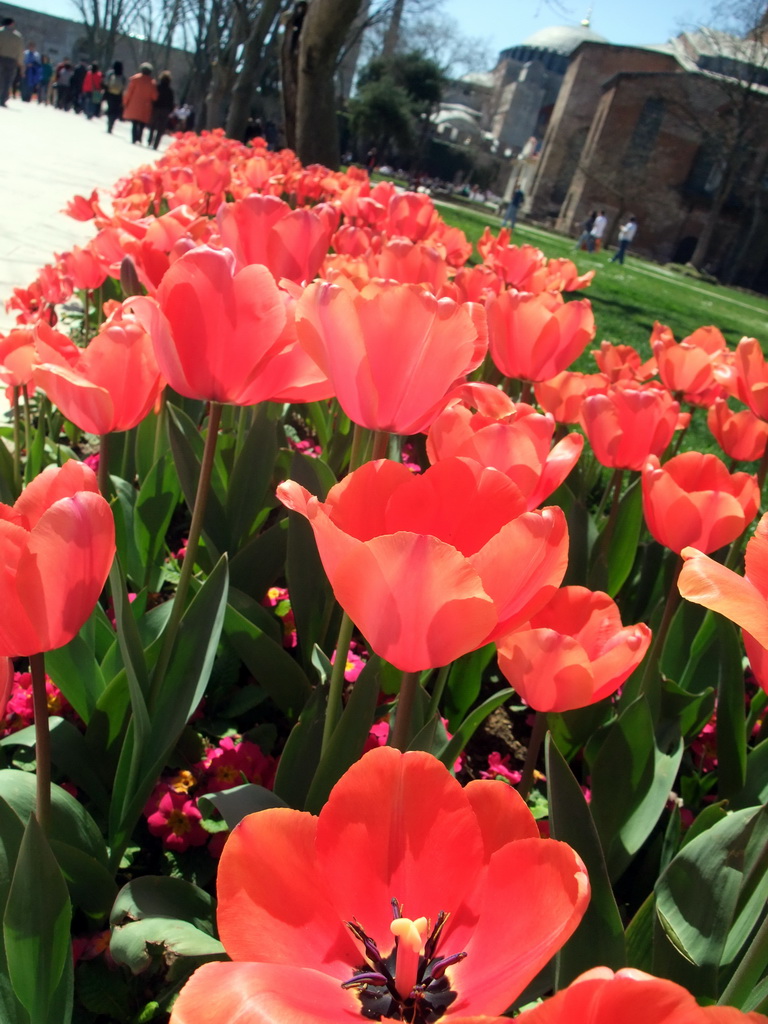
[21,41,41,102]
[82,62,103,118]
[588,210,607,253]
[147,69,174,149]
[38,54,53,103]
[0,16,23,107]
[501,186,525,229]
[103,60,126,133]
[610,216,638,264]
[122,62,157,144]
[70,60,87,113]
[574,210,596,250]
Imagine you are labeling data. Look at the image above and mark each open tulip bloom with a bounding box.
[277,457,568,671]
[169,747,590,1024]
[0,461,115,656]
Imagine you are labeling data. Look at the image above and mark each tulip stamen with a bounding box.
[342,902,465,1022]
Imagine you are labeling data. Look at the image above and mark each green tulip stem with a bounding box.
[321,610,355,755]
[30,652,51,833]
[153,391,167,464]
[11,386,21,492]
[758,443,768,492]
[426,664,450,721]
[348,422,366,474]
[595,467,623,522]
[151,401,222,702]
[392,671,421,751]
[97,433,111,498]
[639,556,682,703]
[21,385,32,469]
[371,430,390,461]
[719,909,768,1010]
[83,289,90,344]
[519,379,534,406]
[517,710,548,802]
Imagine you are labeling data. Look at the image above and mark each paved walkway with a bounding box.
[0,98,169,332]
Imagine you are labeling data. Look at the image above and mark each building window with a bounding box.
[622,97,664,169]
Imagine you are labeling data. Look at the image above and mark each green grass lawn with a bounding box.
[436,201,768,356]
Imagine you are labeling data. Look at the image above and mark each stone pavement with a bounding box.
[0,97,169,332]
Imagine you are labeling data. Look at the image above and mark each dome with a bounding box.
[520,23,609,55]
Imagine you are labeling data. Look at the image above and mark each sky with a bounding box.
[441,0,707,49]
[13,0,710,52]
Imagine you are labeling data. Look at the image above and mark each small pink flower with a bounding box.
[480,751,522,786]
[196,736,277,793]
[146,790,208,852]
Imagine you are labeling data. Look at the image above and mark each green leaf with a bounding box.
[44,627,106,724]
[625,892,655,972]
[0,717,109,812]
[229,519,288,600]
[304,656,382,813]
[732,738,768,809]
[589,477,643,596]
[443,644,495,732]
[166,403,228,555]
[3,815,72,1022]
[110,918,224,974]
[589,696,683,880]
[225,404,278,550]
[224,601,311,717]
[198,784,287,830]
[49,840,117,919]
[273,686,325,809]
[0,771,108,867]
[112,475,146,588]
[438,688,516,770]
[285,453,338,665]
[713,618,747,799]
[111,876,217,933]
[654,805,768,994]
[133,453,182,586]
[0,798,27,1024]
[546,735,625,986]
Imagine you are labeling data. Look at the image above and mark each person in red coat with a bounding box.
[122,62,157,144]
[82,62,102,118]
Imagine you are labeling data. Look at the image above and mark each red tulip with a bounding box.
[496,586,651,711]
[34,302,164,435]
[385,190,441,240]
[426,386,583,511]
[295,280,486,434]
[581,383,682,470]
[487,290,595,382]
[592,340,655,383]
[732,337,768,420]
[375,238,449,291]
[0,328,37,388]
[131,246,329,405]
[708,398,768,462]
[168,747,589,1024]
[642,452,759,555]
[518,967,764,1024]
[534,370,609,424]
[59,245,109,291]
[652,323,727,403]
[277,457,568,671]
[679,512,768,694]
[217,194,335,284]
[0,461,115,656]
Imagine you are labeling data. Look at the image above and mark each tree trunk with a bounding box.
[294,0,362,169]
[381,0,405,59]
[226,0,285,142]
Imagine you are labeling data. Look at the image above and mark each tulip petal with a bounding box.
[316,748,486,958]
[463,779,540,853]
[331,531,497,670]
[679,548,768,648]
[35,364,116,436]
[168,962,362,1024]
[15,493,115,654]
[217,807,359,971]
[451,838,589,1015]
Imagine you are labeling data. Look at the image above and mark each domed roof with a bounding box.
[521,23,609,55]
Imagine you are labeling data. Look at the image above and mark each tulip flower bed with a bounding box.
[1,130,768,1024]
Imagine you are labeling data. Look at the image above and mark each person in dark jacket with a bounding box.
[103,59,126,133]
[147,69,174,149]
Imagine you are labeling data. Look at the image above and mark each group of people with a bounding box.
[575,209,638,264]
[0,18,182,150]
